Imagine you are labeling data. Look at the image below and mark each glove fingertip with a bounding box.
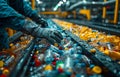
[54,32,63,40]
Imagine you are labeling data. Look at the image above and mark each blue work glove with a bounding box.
[32,15,48,28]
[22,20,63,44]
[37,18,48,28]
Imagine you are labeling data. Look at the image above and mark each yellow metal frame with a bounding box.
[31,0,35,9]
[40,10,91,19]
[102,0,119,24]
[40,11,61,15]
[113,0,119,24]
[102,0,107,19]
[40,11,70,18]
[6,28,14,37]
[32,0,119,24]
[80,9,91,20]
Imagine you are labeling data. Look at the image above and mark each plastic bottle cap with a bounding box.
[35,59,41,67]
[0,67,4,70]
[110,51,120,60]
[65,48,69,50]
[44,65,53,71]
[52,62,56,65]
[0,61,4,68]
[35,51,39,54]
[9,43,14,47]
[32,55,37,59]
[103,50,110,56]
[90,48,96,53]
[54,43,59,47]
[25,41,28,44]
[54,58,59,61]
[68,68,73,73]
[59,46,64,50]
[11,55,15,58]
[3,69,9,75]
[56,61,64,69]
[0,74,7,77]
[10,55,15,59]
[58,67,64,73]
[92,66,102,74]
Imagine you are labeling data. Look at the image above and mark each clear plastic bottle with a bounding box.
[74,63,87,77]
[5,55,15,66]
[63,55,73,76]
[81,55,91,66]
[44,49,54,64]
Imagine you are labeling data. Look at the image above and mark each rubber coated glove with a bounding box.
[32,15,48,28]
[22,20,63,44]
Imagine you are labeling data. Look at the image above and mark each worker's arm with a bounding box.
[0,0,25,30]
[0,0,63,44]
[9,0,48,28]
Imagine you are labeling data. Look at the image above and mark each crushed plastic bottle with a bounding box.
[5,55,15,66]
[44,49,54,64]
[63,55,73,76]
[26,30,104,77]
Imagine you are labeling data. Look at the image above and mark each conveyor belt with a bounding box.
[51,19,120,77]
[64,30,120,77]
[9,39,35,77]
[6,19,120,77]
[59,19,120,36]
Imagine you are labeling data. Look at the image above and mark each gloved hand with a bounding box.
[35,18,48,28]
[22,20,63,44]
[32,15,48,28]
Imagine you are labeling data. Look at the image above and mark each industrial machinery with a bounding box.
[0,0,120,77]
[0,19,120,77]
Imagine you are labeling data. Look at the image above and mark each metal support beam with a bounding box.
[102,0,107,19]
[7,28,14,37]
[9,39,35,77]
[113,0,119,24]
[31,0,35,9]
[68,0,116,11]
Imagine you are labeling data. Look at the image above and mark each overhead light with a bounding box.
[53,0,64,11]
[59,1,63,5]
[63,0,66,2]
[36,0,43,4]
[66,1,70,5]
[57,1,63,6]
[83,0,87,3]
[42,8,45,11]
[53,5,59,11]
